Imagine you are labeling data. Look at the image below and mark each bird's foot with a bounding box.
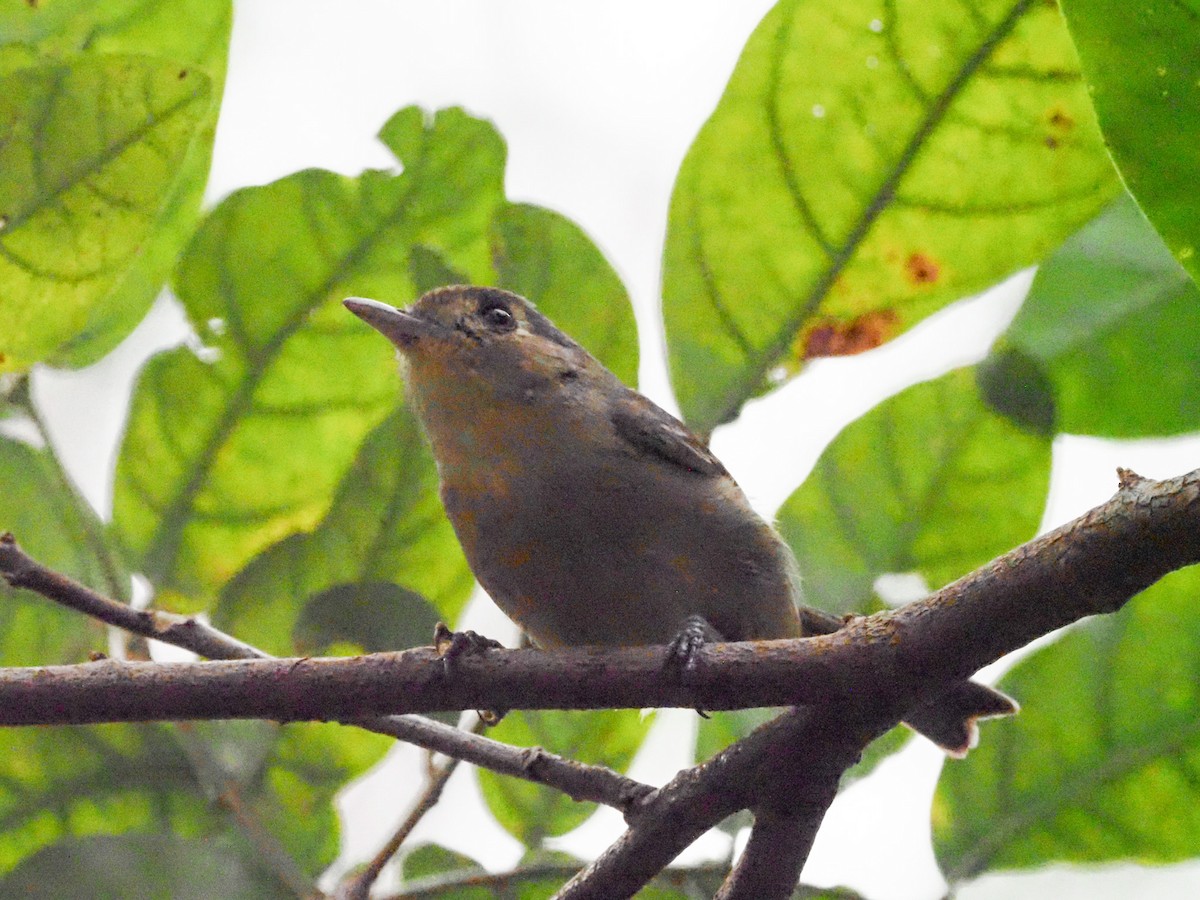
[665,614,720,675]
[433,622,503,677]
[666,614,723,717]
[433,623,507,724]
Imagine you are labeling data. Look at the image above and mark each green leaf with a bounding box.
[0,718,384,890]
[215,406,472,654]
[0,434,115,597]
[990,193,1200,437]
[0,0,229,69]
[0,724,204,877]
[0,834,290,900]
[409,244,471,294]
[695,707,778,838]
[841,725,912,786]
[479,710,653,845]
[975,346,1056,437]
[401,844,489,897]
[291,582,442,656]
[0,435,119,665]
[934,566,1200,883]
[168,721,389,883]
[663,0,1118,433]
[399,847,586,900]
[112,107,508,606]
[259,724,391,878]
[0,0,233,366]
[402,842,486,880]
[0,56,213,371]
[776,368,1051,615]
[697,708,779,765]
[492,203,639,386]
[178,720,280,790]
[1059,0,1200,284]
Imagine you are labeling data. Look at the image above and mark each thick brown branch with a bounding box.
[4,465,1199,900]
[891,467,1200,682]
[556,704,868,899]
[555,466,1200,898]
[2,468,1198,726]
[715,806,821,900]
[0,533,652,815]
[0,640,919,723]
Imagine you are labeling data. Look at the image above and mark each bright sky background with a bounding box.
[29,2,1200,897]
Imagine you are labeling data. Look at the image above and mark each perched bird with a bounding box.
[345,286,1014,754]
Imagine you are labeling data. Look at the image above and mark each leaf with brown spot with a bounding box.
[1047,107,1076,130]
[803,309,899,359]
[904,253,941,285]
[663,0,1119,433]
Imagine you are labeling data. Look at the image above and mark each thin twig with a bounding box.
[0,533,653,816]
[175,721,315,897]
[376,860,738,899]
[337,717,487,900]
[553,465,1200,899]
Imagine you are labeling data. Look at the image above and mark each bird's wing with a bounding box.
[611,390,729,478]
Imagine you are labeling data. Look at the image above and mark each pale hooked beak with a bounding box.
[343,297,439,348]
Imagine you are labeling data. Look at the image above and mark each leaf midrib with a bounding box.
[708,0,1038,429]
[142,135,435,592]
[0,60,208,238]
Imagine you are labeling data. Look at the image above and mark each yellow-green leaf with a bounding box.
[216,407,472,656]
[0,56,213,371]
[935,566,1200,883]
[777,368,1050,615]
[113,107,506,605]
[0,0,233,367]
[663,0,1118,433]
[479,710,653,845]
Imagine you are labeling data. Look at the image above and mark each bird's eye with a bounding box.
[480,304,516,331]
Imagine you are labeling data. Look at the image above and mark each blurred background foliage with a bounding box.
[0,0,1197,896]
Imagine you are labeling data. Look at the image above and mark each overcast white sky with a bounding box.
[30,2,1200,897]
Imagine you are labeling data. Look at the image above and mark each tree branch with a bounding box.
[3,465,1198,900]
[558,465,1200,898]
[553,702,872,899]
[715,806,821,900]
[0,533,652,816]
[336,717,486,900]
[0,637,943,724]
[6,466,1198,725]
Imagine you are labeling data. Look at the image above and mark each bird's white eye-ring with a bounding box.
[480,304,517,331]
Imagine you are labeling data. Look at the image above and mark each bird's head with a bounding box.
[344,286,593,395]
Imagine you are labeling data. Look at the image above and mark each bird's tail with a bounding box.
[902,680,1018,758]
[796,605,1018,757]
